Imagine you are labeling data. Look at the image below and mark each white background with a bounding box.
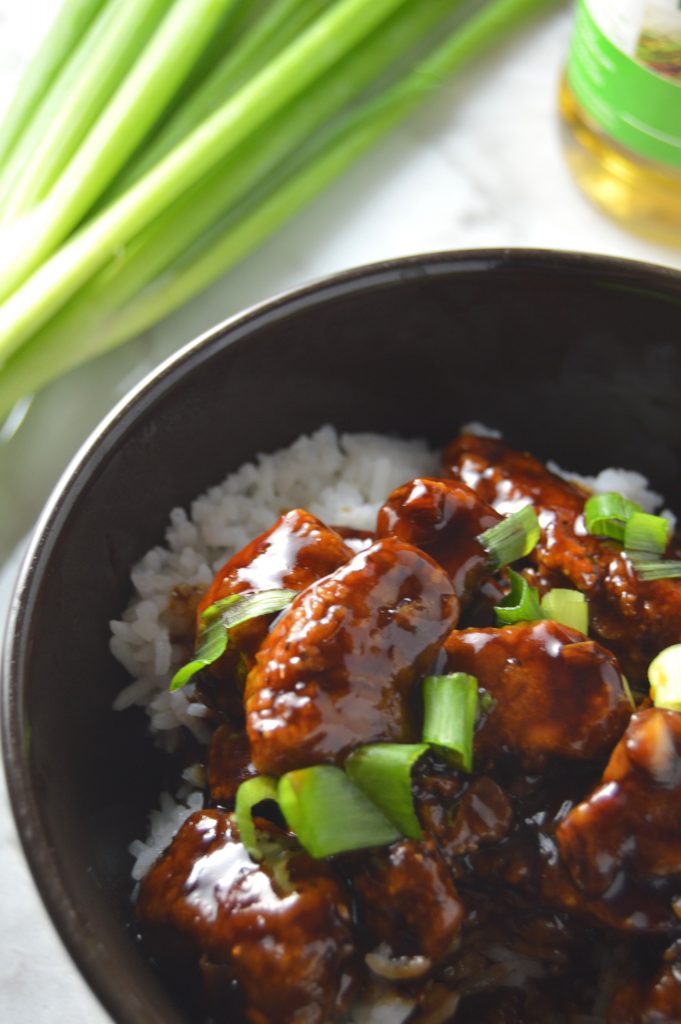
[1,2,681,1021]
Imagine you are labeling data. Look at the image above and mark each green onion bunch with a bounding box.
[0,0,557,419]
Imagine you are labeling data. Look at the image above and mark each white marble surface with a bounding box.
[2,2,681,1021]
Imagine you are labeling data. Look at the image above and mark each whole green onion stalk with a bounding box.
[0,0,559,421]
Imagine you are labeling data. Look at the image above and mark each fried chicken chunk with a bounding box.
[557,708,681,896]
[443,433,681,681]
[608,940,681,1023]
[245,538,459,776]
[351,837,464,967]
[198,509,354,619]
[376,477,502,605]
[137,810,356,1024]
[194,509,353,711]
[443,620,631,768]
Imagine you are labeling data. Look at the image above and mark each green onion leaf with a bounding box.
[628,556,681,582]
[623,512,670,555]
[208,588,297,630]
[540,588,589,634]
[621,675,636,709]
[584,492,642,542]
[278,765,400,858]
[170,587,296,691]
[648,645,681,712]
[494,569,542,625]
[422,673,478,773]
[477,505,540,571]
[345,743,428,840]
[235,775,279,861]
[479,689,495,716]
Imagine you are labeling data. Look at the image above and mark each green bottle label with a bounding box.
[568,0,681,170]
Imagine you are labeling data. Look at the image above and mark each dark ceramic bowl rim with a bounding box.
[3,246,681,1024]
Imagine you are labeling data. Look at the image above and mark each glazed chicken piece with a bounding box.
[457,757,681,936]
[245,537,459,776]
[195,509,353,710]
[376,477,502,606]
[206,725,256,806]
[443,433,681,681]
[412,756,513,859]
[350,837,464,969]
[608,939,681,1023]
[447,896,595,1023]
[443,620,631,769]
[137,810,357,1024]
[557,708,681,896]
[198,509,354,618]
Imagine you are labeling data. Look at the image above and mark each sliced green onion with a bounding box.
[209,588,296,629]
[628,556,681,582]
[541,588,589,635]
[278,765,400,858]
[623,511,670,555]
[170,587,295,690]
[494,569,542,625]
[584,492,642,542]
[422,673,478,773]
[621,675,635,709]
[477,505,540,571]
[345,743,428,840]
[235,775,279,860]
[478,689,495,715]
[648,645,681,712]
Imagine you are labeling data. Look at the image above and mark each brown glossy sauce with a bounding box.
[444,434,681,683]
[245,537,459,775]
[195,509,353,713]
[444,620,631,768]
[134,436,681,1024]
[377,477,501,606]
[137,811,357,1024]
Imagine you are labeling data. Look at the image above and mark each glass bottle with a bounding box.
[560,0,681,244]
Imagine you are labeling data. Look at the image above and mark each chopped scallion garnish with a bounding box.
[345,743,428,840]
[477,504,540,571]
[648,645,681,712]
[627,556,681,582]
[540,588,588,635]
[278,765,400,859]
[422,673,478,773]
[235,775,280,861]
[623,512,670,555]
[170,587,296,691]
[494,569,542,625]
[621,675,635,709]
[584,492,642,542]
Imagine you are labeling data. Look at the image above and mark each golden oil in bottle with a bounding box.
[560,1,681,245]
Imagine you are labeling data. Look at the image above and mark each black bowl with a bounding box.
[4,249,681,1024]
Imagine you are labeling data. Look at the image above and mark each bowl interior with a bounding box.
[4,250,681,1024]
